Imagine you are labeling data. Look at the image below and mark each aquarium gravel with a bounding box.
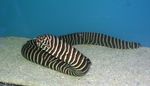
[0,37,150,86]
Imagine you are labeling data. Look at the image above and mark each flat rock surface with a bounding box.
[0,37,150,86]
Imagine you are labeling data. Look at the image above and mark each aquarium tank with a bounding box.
[0,0,150,46]
[0,0,150,86]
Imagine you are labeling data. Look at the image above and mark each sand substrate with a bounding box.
[0,37,150,86]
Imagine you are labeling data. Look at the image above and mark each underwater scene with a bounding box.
[0,0,150,86]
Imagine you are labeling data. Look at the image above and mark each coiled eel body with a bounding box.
[21,32,141,76]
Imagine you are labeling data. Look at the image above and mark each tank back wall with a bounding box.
[0,0,150,47]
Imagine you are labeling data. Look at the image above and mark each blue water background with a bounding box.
[0,0,150,47]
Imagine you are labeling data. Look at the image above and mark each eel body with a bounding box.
[21,32,141,76]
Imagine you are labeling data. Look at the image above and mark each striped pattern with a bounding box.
[59,32,141,49]
[21,35,91,76]
[21,32,141,76]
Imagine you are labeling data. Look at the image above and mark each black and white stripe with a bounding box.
[21,35,91,76]
[36,35,91,74]
[59,32,141,49]
[21,32,141,76]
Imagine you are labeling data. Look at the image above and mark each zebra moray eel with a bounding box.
[21,32,141,76]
